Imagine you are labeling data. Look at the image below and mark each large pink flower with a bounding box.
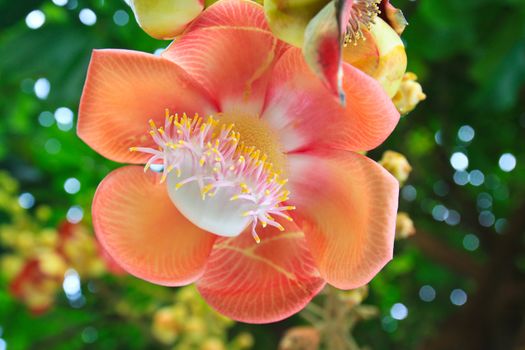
[78,0,400,323]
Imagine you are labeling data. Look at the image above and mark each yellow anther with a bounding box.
[230,195,239,201]
[129,147,137,152]
[261,221,267,228]
[199,157,206,167]
[242,211,252,217]
[253,233,261,244]
[148,119,156,129]
[282,214,294,222]
[176,168,181,177]
[277,224,285,232]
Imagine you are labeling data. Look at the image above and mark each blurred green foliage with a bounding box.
[1,0,524,349]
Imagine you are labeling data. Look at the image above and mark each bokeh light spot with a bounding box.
[67,206,84,223]
[479,211,495,227]
[381,316,398,333]
[432,204,449,222]
[82,327,98,344]
[498,153,516,172]
[495,218,507,234]
[64,178,81,194]
[458,125,475,142]
[453,171,469,186]
[26,10,45,29]
[469,170,485,186]
[113,10,129,26]
[450,289,467,306]
[55,107,74,131]
[463,234,480,251]
[445,210,461,226]
[45,138,62,154]
[79,8,97,26]
[401,185,417,202]
[34,78,50,99]
[390,303,408,320]
[18,192,35,209]
[450,152,469,171]
[38,111,55,127]
[419,285,436,302]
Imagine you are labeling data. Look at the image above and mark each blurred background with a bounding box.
[0,0,524,349]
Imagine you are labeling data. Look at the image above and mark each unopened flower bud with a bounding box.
[395,212,415,240]
[38,251,68,277]
[392,72,426,115]
[279,326,320,350]
[202,338,226,350]
[343,17,407,98]
[379,151,412,184]
[152,307,180,345]
[126,0,204,40]
[233,332,255,349]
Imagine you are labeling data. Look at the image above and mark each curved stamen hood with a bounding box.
[131,110,294,242]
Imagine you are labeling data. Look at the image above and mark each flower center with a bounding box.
[344,0,380,46]
[130,110,294,243]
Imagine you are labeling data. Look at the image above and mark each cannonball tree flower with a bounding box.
[78,0,399,323]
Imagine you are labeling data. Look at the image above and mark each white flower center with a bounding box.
[131,110,294,243]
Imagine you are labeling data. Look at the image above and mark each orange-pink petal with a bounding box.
[93,166,216,286]
[78,49,216,164]
[262,48,400,153]
[184,0,270,32]
[287,150,399,289]
[196,221,325,323]
[162,14,287,116]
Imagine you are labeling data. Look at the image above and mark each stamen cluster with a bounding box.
[344,0,381,46]
[130,110,295,243]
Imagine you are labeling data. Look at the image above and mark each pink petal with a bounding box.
[185,0,270,32]
[78,49,216,164]
[162,10,287,116]
[93,166,216,286]
[287,149,399,289]
[263,47,399,153]
[302,1,344,101]
[197,221,325,323]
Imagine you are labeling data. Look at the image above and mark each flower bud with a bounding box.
[37,251,68,278]
[202,338,226,350]
[1,255,24,279]
[395,212,415,239]
[379,150,412,184]
[233,332,255,349]
[279,326,320,350]
[126,0,204,40]
[392,72,426,115]
[264,0,330,47]
[152,307,181,345]
[343,17,407,98]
